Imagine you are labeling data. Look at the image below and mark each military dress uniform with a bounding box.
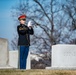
[17,15,34,69]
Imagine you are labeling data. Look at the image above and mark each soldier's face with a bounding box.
[20,19,26,24]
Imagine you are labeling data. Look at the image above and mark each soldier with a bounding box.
[17,14,34,69]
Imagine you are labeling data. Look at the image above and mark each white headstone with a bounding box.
[46,44,76,69]
[9,50,31,69]
[0,38,9,66]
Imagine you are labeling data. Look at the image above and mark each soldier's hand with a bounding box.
[28,21,32,27]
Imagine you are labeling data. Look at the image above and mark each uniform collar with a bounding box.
[20,24,24,25]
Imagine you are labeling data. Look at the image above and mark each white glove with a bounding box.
[28,21,32,27]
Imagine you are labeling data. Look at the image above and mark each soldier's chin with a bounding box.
[21,23,25,24]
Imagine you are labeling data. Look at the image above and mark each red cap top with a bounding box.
[18,15,26,20]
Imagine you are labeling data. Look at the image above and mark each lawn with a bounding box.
[0,69,76,75]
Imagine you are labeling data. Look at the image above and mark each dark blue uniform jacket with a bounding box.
[17,24,34,46]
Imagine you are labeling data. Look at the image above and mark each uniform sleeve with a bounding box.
[17,26,26,35]
[28,27,34,35]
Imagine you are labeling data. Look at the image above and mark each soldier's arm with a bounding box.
[28,27,34,35]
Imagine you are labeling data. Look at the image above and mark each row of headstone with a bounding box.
[0,38,30,69]
[1,38,76,70]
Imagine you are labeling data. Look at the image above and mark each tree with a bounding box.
[61,0,76,43]
[11,0,76,54]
